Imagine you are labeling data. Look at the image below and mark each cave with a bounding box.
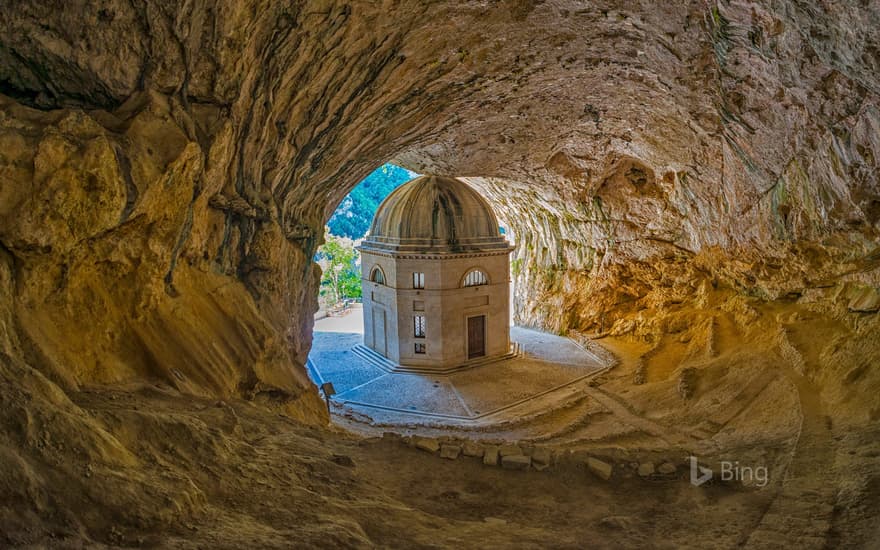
[0,1,879,548]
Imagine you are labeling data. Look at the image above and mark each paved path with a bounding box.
[308,323,608,425]
[314,305,365,333]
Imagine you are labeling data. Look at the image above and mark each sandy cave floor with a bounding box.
[60,383,780,550]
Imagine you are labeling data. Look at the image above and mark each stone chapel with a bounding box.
[358,175,513,371]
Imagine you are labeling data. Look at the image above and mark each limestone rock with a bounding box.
[414,437,440,454]
[501,455,531,471]
[586,457,613,481]
[499,444,522,457]
[483,446,500,467]
[657,462,678,475]
[0,0,875,434]
[0,1,878,545]
[440,445,461,460]
[462,440,484,458]
[531,447,552,468]
[638,463,655,477]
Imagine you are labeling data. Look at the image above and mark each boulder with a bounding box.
[531,447,552,467]
[483,446,500,466]
[462,440,484,458]
[586,457,613,480]
[637,462,655,477]
[657,462,677,475]
[439,444,461,460]
[413,437,440,454]
[501,454,531,471]
[499,444,522,457]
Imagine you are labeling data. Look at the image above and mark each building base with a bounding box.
[352,342,522,375]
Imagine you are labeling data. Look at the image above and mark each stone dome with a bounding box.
[361,175,511,254]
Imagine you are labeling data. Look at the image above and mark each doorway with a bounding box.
[372,309,387,356]
[467,315,486,359]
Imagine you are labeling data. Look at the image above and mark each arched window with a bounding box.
[370,266,386,285]
[462,269,489,287]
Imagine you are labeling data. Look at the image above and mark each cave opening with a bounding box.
[310,172,610,431]
[315,163,417,314]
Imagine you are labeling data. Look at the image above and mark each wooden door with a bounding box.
[373,309,387,356]
[467,315,486,359]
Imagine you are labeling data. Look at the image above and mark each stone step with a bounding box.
[350,344,398,372]
[351,342,522,375]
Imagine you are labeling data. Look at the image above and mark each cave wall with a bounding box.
[459,1,880,334]
[0,0,877,420]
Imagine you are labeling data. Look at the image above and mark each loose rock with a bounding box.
[331,454,355,467]
[848,286,880,313]
[440,444,461,460]
[413,437,440,454]
[499,444,522,457]
[501,454,531,471]
[462,440,484,458]
[531,447,551,467]
[586,457,613,480]
[483,446,500,466]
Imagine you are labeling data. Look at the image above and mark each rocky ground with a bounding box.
[0,378,809,549]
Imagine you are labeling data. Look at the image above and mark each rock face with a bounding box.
[0,94,323,417]
[0,0,878,546]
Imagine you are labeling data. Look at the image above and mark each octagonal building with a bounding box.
[358,175,513,371]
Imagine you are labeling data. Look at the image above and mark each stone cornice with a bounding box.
[358,247,513,260]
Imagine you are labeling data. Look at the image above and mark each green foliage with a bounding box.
[327,163,417,239]
[708,4,732,67]
[317,164,416,308]
[316,231,362,306]
[511,257,524,278]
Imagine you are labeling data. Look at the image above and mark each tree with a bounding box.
[318,164,416,309]
[316,231,362,308]
[327,163,417,239]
